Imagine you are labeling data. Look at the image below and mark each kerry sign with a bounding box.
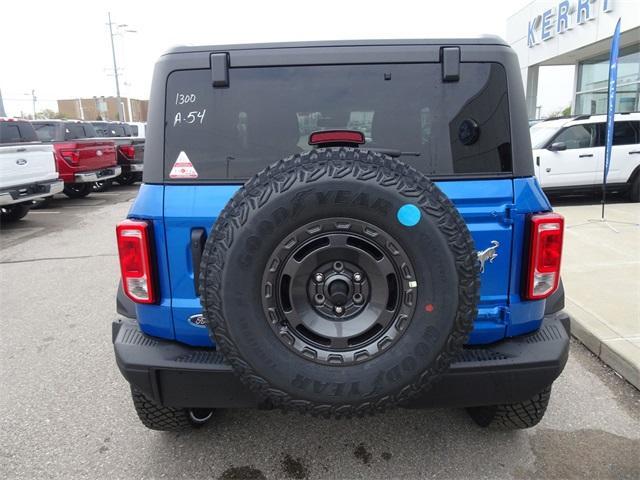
[528,0,614,47]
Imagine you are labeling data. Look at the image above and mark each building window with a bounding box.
[575,44,640,114]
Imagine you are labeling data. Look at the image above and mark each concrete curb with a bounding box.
[566,298,640,390]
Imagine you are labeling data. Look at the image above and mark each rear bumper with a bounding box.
[112,312,570,409]
[0,179,64,206]
[73,166,121,183]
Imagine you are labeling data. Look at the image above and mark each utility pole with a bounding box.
[107,12,124,122]
[31,89,37,119]
[0,88,6,117]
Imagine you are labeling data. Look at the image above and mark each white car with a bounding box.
[0,119,63,222]
[530,113,640,201]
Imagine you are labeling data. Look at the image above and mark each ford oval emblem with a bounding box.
[16,158,28,165]
[96,150,103,156]
[188,314,207,328]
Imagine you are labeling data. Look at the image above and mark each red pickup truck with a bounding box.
[31,120,121,198]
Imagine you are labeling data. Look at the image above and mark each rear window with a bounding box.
[0,122,38,144]
[33,123,57,142]
[108,124,130,137]
[130,124,139,136]
[92,122,110,136]
[64,123,96,140]
[164,63,512,181]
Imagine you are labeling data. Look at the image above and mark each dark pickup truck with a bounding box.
[91,122,145,185]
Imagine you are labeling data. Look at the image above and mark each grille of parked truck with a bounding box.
[112,38,570,431]
[0,118,63,222]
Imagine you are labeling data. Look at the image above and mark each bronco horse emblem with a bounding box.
[477,240,499,273]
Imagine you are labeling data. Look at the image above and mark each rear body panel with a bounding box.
[129,177,550,347]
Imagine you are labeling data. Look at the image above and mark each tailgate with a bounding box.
[161,180,516,347]
[74,140,117,171]
[0,144,57,190]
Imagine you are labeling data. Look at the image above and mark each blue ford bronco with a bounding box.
[113,37,570,431]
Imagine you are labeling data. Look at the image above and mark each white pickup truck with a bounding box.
[530,113,640,201]
[0,119,63,222]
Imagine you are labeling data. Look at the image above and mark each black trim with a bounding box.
[116,281,136,319]
[544,279,565,315]
[154,172,520,187]
[190,228,207,296]
[543,183,631,195]
[113,312,569,409]
[441,47,460,82]
[211,53,230,87]
[0,178,60,198]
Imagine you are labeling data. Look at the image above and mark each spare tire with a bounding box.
[200,148,480,417]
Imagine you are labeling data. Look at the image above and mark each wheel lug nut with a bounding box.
[353,272,362,282]
[334,305,344,315]
[314,273,324,282]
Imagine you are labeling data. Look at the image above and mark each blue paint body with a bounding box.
[128,177,551,348]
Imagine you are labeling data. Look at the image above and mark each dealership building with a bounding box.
[507,0,640,119]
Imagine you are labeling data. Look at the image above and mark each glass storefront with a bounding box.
[575,44,640,114]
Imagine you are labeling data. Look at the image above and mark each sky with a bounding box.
[1,0,574,118]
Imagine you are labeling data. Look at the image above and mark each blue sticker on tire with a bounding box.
[397,204,421,227]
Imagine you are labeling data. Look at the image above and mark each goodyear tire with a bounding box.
[200,148,480,417]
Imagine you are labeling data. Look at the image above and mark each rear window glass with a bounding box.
[130,124,139,136]
[92,122,110,136]
[64,123,96,140]
[0,122,38,143]
[164,63,512,181]
[33,123,57,142]
[109,124,129,137]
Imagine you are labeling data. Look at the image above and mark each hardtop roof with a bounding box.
[163,36,508,55]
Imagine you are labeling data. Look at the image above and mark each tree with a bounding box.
[37,109,68,119]
[547,106,572,119]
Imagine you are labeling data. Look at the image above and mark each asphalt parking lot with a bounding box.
[1,187,639,480]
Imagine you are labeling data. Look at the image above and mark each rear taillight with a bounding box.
[119,145,135,159]
[525,213,564,300]
[116,219,156,304]
[59,148,80,165]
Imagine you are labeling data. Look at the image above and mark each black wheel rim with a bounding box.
[262,218,417,365]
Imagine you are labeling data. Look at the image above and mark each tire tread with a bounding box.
[467,386,552,429]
